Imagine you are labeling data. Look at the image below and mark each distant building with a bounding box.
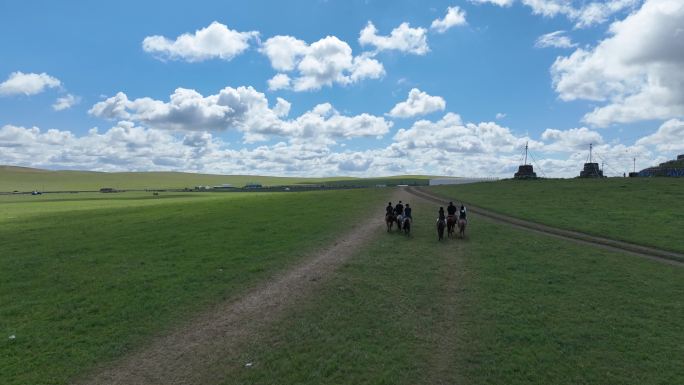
[99,187,116,193]
[429,178,460,186]
[636,154,684,177]
[244,183,262,189]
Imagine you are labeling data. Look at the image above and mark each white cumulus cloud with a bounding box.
[359,21,429,55]
[0,123,391,176]
[142,21,259,62]
[89,86,392,143]
[573,0,642,28]
[388,88,446,118]
[541,127,604,152]
[90,87,288,135]
[393,113,534,154]
[4,111,680,178]
[0,71,61,96]
[259,35,308,71]
[431,6,468,33]
[267,74,291,91]
[89,92,132,120]
[471,0,640,28]
[636,119,684,152]
[551,0,684,126]
[52,94,80,111]
[260,35,384,91]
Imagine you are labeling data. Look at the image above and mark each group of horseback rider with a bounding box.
[386,201,412,221]
[438,201,467,222]
[385,200,412,232]
[437,201,467,239]
[385,200,467,238]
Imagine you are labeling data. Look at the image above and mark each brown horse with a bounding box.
[458,218,467,238]
[385,213,395,232]
[446,215,456,238]
[437,218,446,241]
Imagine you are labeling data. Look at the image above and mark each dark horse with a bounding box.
[458,218,467,238]
[437,218,446,241]
[385,213,395,232]
[446,215,457,238]
[403,217,411,236]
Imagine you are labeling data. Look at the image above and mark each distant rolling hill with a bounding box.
[0,165,434,192]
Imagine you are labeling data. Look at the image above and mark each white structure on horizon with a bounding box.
[429,178,498,186]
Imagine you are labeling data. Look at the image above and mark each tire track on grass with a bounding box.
[404,191,466,385]
[80,191,400,385]
[426,242,467,385]
[406,187,684,267]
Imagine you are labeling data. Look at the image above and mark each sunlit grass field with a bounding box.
[3,178,682,385]
[0,189,389,385]
[227,197,684,385]
[430,178,684,253]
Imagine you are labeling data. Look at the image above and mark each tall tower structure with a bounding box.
[579,143,604,178]
[514,142,537,179]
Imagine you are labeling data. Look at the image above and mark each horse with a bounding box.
[395,214,403,231]
[458,218,467,238]
[385,213,395,232]
[437,218,446,241]
[446,215,456,238]
[403,216,411,236]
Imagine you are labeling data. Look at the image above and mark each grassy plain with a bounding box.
[0,188,388,385]
[227,197,683,385]
[430,178,684,253]
[0,165,430,191]
[4,182,682,385]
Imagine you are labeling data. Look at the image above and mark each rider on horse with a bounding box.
[447,201,457,218]
[459,204,467,221]
[404,204,412,222]
[386,202,394,216]
[438,207,445,223]
[394,201,404,217]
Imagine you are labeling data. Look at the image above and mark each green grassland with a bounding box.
[0,165,431,191]
[226,197,683,385]
[429,178,684,253]
[0,189,389,385]
[453,219,683,385]
[3,178,682,385]
[0,192,221,222]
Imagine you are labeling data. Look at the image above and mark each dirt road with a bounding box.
[80,192,400,385]
[406,186,684,267]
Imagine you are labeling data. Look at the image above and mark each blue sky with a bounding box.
[1,0,682,177]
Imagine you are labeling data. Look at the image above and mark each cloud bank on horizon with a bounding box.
[0,0,682,177]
